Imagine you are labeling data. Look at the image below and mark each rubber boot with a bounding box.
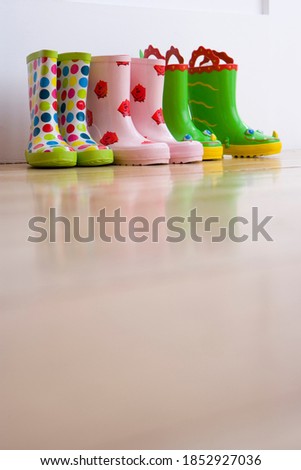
[87,55,170,165]
[57,52,113,166]
[162,46,223,161]
[130,46,203,164]
[188,46,282,157]
[25,50,77,168]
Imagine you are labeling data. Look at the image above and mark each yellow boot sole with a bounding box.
[202,144,223,161]
[225,142,282,158]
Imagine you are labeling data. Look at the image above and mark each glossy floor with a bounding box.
[1,152,301,450]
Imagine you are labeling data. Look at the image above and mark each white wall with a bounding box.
[0,0,298,163]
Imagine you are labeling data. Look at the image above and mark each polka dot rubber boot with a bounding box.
[25,50,77,168]
[57,52,113,166]
[87,55,170,165]
[130,50,203,164]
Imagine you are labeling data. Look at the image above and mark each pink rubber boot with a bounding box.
[87,55,170,165]
[130,47,203,164]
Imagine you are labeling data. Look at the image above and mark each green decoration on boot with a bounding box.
[188,46,282,158]
[162,46,223,160]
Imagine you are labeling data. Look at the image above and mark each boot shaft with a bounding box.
[57,52,91,130]
[188,47,243,140]
[163,65,190,136]
[162,46,208,142]
[26,50,72,155]
[90,54,131,107]
[131,57,175,142]
[131,57,165,105]
[57,52,95,149]
[27,50,59,137]
[87,55,144,144]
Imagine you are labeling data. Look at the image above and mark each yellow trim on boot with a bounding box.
[225,141,282,158]
[203,144,223,161]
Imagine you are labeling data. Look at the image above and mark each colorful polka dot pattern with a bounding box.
[57,59,107,152]
[27,57,74,154]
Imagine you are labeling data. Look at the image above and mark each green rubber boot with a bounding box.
[162,46,223,160]
[188,46,282,158]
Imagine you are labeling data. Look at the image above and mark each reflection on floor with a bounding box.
[1,151,301,450]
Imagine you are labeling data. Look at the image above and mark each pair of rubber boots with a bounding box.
[26,50,114,168]
[86,54,203,165]
[153,45,281,159]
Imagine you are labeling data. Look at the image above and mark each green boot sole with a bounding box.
[77,149,114,166]
[25,148,77,168]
